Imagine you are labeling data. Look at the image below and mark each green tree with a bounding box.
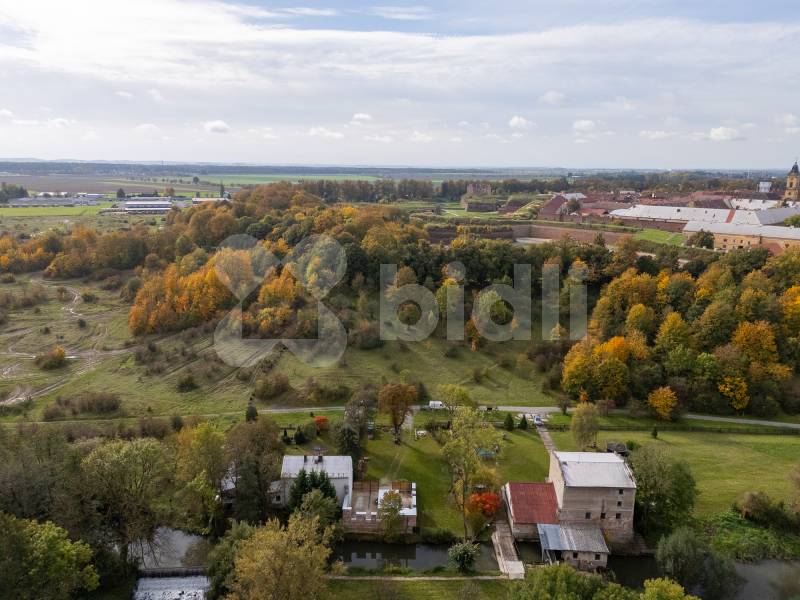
[630,446,697,535]
[437,383,471,408]
[245,401,258,422]
[378,382,417,438]
[447,541,479,573]
[571,402,600,450]
[510,563,606,599]
[207,520,256,600]
[81,438,169,567]
[0,512,99,600]
[441,406,502,540]
[504,412,515,431]
[116,187,125,199]
[226,514,333,600]
[377,490,405,541]
[640,578,701,600]
[297,489,338,532]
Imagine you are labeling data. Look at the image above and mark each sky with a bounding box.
[1,0,800,169]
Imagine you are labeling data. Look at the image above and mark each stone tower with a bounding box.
[785,162,800,202]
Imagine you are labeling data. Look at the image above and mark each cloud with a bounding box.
[203,120,230,133]
[349,113,373,126]
[82,130,100,141]
[0,108,13,118]
[573,120,597,134]
[449,136,463,143]
[363,134,392,143]
[10,117,72,128]
[368,6,433,20]
[248,126,278,140]
[282,7,338,17]
[708,126,745,142]
[134,123,161,135]
[511,132,525,139]
[639,129,676,140]
[12,119,40,126]
[410,130,433,143]
[147,89,165,103]
[508,115,534,130]
[539,91,565,105]
[308,126,344,139]
[115,91,133,99]
[609,96,636,111]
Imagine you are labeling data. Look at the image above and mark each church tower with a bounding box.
[785,162,800,202]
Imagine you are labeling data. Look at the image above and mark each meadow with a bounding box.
[326,579,511,599]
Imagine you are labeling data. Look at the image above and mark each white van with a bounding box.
[429,400,445,410]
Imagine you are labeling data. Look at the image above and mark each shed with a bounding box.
[537,523,609,570]
[503,482,558,540]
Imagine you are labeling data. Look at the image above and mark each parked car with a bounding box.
[533,415,543,426]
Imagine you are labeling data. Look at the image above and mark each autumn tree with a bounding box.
[649,386,678,421]
[378,382,418,438]
[378,490,405,541]
[225,514,333,600]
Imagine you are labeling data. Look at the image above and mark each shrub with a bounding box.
[0,273,16,283]
[77,318,87,329]
[504,412,515,431]
[81,292,98,303]
[75,392,121,414]
[254,373,290,400]
[35,346,67,370]
[42,404,65,421]
[518,414,529,430]
[448,542,479,573]
[170,414,184,432]
[443,345,459,359]
[349,321,383,349]
[177,373,198,392]
[293,427,306,445]
[314,415,329,433]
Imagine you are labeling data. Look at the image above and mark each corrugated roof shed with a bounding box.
[537,523,610,554]
[555,452,636,488]
[505,482,558,525]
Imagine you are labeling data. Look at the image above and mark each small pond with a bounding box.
[131,528,210,569]
[334,541,499,572]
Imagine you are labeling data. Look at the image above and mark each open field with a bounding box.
[327,579,511,599]
[0,274,554,424]
[202,173,381,184]
[0,201,114,217]
[0,211,167,236]
[550,428,800,515]
[633,228,685,245]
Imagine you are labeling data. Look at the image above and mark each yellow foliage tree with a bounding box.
[718,375,749,413]
[648,386,678,420]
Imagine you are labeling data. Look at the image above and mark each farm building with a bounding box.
[272,454,353,508]
[502,482,558,540]
[683,221,800,254]
[549,451,636,545]
[537,523,610,570]
[123,198,174,213]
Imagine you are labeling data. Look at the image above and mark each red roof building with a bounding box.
[503,482,558,539]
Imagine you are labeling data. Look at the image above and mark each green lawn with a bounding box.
[326,579,510,599]
[633,228,685,245]
[550,429,800,515]
[359,425,549,536]
[0,202,114,217]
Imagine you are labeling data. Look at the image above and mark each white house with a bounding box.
[272,454,353,508]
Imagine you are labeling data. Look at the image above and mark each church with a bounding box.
[784,161,800,202]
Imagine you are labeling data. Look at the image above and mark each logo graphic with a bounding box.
[213,234,347,367]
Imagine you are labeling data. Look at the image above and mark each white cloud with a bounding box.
[509,115,534,130]
[573,120,597,134]
[457,121,469,128]
[203,120,230,133]
[708,126,745,142]
[0,108,13,118]
[308,126,344,139]
[82,130,100,141]
[12,119,40,126]
[609,96,636,111]
[363,134,393,143]
[47,117,72,128]
[115,91,133,99]
[134,123,161,135]
[248,126,278,140]
[539,91,565,105]
[449,136,463,143]
[639,130,676,140]
[511,132,525,139]
[349,113,373,126]
[282,7,339,17]
[369,6,433,20]
[147,89,165,103]
[10,117,72,128]
[410,130,433,143]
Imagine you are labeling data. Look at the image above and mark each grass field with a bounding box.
[202,173,381,185]
[633,228,685,245]
[0,201,115,217]
[550,428,800,515]
[327,579,511,599]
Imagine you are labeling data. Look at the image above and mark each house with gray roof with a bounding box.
[273,454,353,508]
[538,523,610,570]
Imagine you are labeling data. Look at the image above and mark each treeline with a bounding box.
[0,182,28,202]
[561,246,800,419]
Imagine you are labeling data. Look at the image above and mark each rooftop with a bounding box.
[505,482,558,525]
[683,221,800,240]
[538,523,610,554]
[281,454,353,479]
[554,451,636,489]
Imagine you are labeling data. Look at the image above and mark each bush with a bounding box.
[348,321,383,349]
[518,414,528,430]
[504,412,515,431]
[170,414,184,432]
[42,404,65,421]
[177,373,198,392]
[448,542,479,573]
[443,345,459,359]
[0,273,15,283]
[293,427,306,445]
[81,292,98,303]
[254,373,290,400]
[76,392,121,414]
[35,345,67,370]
